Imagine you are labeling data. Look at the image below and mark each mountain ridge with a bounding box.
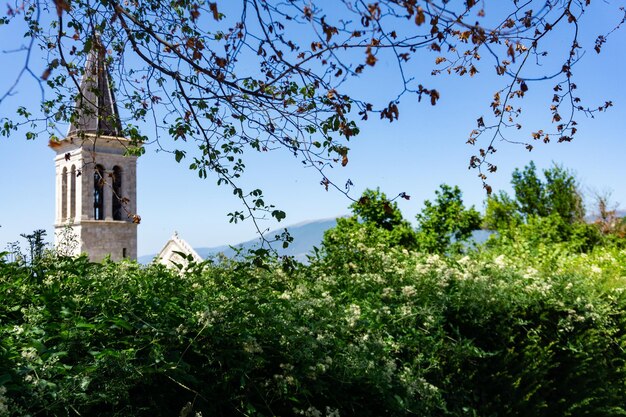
[138,217,341,264]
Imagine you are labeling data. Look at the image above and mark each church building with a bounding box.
[50,45,139,261]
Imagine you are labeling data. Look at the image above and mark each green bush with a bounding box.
[1,241,625,416]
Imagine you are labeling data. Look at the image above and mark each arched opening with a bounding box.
[112,166,123,220]
[70,165,76,220]
[94,164,104,220]
[61,167,68,221]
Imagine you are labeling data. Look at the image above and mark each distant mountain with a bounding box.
[195,217,340,262]
[139,217,340,264]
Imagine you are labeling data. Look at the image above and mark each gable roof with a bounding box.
[155,231,203,268]
[67,39,122,137]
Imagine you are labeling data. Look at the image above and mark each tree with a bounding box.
[483,190,521,231]
[322,189,417,258]
[511,162,549,219]
[1,1,624,234]
[415,184,481,254]
[19,229,47,265]
[484,162,601,251]
[350,188,411,232]
[543,164,585,224]
[485,162,584,229]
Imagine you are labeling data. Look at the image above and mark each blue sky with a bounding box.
[1,2,625,256]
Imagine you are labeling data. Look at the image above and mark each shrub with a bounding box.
[1,243,625,416]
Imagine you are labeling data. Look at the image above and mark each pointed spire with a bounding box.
[68,36,122,137]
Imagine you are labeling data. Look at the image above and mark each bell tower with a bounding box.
[51,42,139,261]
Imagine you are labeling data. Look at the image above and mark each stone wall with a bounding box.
[52,135,140,261]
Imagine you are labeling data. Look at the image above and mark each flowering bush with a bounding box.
[1,237,625,416]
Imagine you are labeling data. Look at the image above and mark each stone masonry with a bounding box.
[50,40,139,262]
[52,135,138,261]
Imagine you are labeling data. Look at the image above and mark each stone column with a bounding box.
[127,164,136,217]
[82,160,91,220]
[74,163,82,223]
[103,167,112,220]
[55,164,62,224]
[65,164,72,223]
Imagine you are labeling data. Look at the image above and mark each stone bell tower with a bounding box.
[51,43,139,261]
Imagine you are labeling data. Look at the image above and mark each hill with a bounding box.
[195,217,340,262]
[139,217,340,264]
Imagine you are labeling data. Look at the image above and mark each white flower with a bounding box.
[400,305,413,316]
[0,386,8,416]
[401,285,416,297]
[494,254,506,268]
[346,304,361,327]
[523,267,538,279]
[243,339,263,354]
[21,347,38,362]
[304,406,322,417]
[325,407,341,417]
[195,310,214,327]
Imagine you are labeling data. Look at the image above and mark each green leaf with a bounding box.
[109,318,133,331]
[83,38,93,54]
[272,210,286,222]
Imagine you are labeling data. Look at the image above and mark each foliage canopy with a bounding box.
[0,1,624,232]
[482,162,602,250]
[322,185,481,258]
[415,184,481,254]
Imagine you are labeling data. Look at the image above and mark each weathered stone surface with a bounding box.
[51,135,139,262]
[50,46,139,262]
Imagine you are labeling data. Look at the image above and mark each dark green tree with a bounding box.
[543,164,585,224]
[320,189,417,269]
[350,188,410,232]
[415,184,482,254]
[482,190,521,231]
[485,162,584,229]
[484,162,600,251]
[511,162,549,219]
